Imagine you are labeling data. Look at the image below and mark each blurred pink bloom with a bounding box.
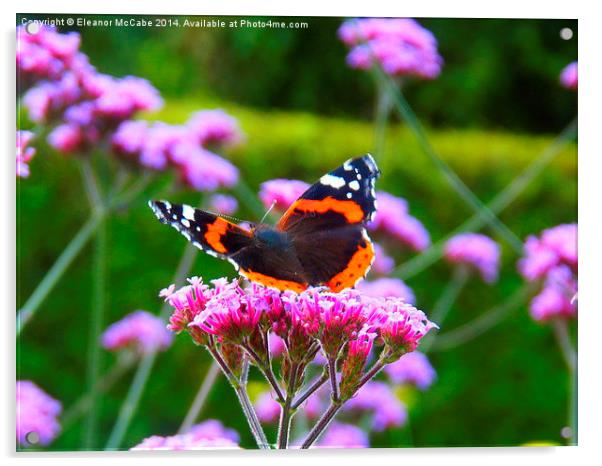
[560,61,578,90]
[16,381,62,447]
[338,18,443,79]
[371,243,395,275]
[259,178,310,211]
[187,109,243,147]
[131,419,239,450]
[177,146,239,192]
[254,391,281,423]
[208,194,239,216]
[344,381,407,431]
[101,310,173,355]
[369,191,431,251]
[318,422,369,448]
[47,123,85,154]
[94,75,163,120]
[530,266,577,322]
[268,332,286,357]
[356,277,416,304]
[518,223,577,281]
[16,130,36,178]
[384,351,436,390]
[444,233,501,283]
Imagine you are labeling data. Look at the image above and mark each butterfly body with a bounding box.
[150,154,380,293]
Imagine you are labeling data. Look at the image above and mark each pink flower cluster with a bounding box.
[101,310,173,355]
[444,233,501,283]
[17,130,36,178]
[518,224,578,322]
[344,381,408,431]
[560,61,578,91]
[131,419,239,450]
[384,351,436,390]
[16,380,62,447]
[19,25,163,156]
[318,422,369,448]
[369,191,431,251]
[338,18,443,79]
[258,179,310,211]
[208,194,239,216]
[112,110,241,191]
[357,277,416,303]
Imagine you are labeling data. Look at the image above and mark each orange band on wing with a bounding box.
[240,269,307,293]
[204,218,232,254]
[326,240,374,292]
[279,196,365,226]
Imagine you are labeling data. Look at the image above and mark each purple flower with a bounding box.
[187,109,243,147]
[16,381,62,447]
[371,243,395,275]
[268,332,286,357]
[338,18,443,79]
[560,61,578,91]
[356,277,416,304]
[259,179,310,211]
[384,351,436,390]
[318,422,369,448]
[47,123,85,154]
[177,146,239,192]
[17,130,36,178]
[254,391,281,423]
[518,224,577,282]
[344,381,407,431]
[444,233,501,283]
[208,194,239,216]
[131,419,239,450]
[101,310,173,355]
[529,266,577,322]
[94,75,163,120]
[369,191,431,251]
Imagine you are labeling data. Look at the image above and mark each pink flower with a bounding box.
[95,76,163,120]
[384,351,436,390]
[340,330,377,399]
[208,194,238,216]
[369,191,431,251]
[338,18,443,79]
[47,123,85,154]
[371,243,395,275]
[16,130,36,178]
[356,277,416,304]
[318,422,369,448]
[518,224,577,281]
[101,310,173,355]
[254,391,281,423]
[344,381,407,431]
[187,109,243,147]
[177,146,239,192]
[131,419,239,450]
[444,233,501,283]
[259,179,310,211]
[268,332,286,357]
[529,266,577,322]
[560,61,578,90]
[16,381,62,447]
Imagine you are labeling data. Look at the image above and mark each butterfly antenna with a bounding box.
[205,210,244,224]
[259,200,277,224]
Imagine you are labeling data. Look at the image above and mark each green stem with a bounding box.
[396,118,577,280]
[233,179,270,221]
[552,319,576,373]
[373,80,393,160]
[429,284,531,352]
[104,242,199,450]
[177,361,221,434]
[420,265,470,353]
[17,213,104,335]
[371,65,524,253]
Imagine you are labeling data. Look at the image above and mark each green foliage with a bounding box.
[17,95,576,449]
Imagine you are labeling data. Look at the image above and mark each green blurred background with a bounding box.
[17,15,577,450]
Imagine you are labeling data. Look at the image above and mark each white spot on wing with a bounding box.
[181,219,190,228]
[320,174,346,189]
[343,160,353,171]
[349,180,360,191]
[346,192,352,199]
[182,204,196,220]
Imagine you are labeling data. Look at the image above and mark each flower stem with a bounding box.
[292,371,329,410]
[395,117,577,280]
[371,65,524,253]
[327,357,340,402]
[373,79,392,160]
[300,401,343,449]
[104,242,199,450]
[177,361,221,434]
[277,363,299,449]
[552,319,576,373]
[419,265,470,353]
[243,343,285,402]
[17,213,104,335]
[429,284,531,352]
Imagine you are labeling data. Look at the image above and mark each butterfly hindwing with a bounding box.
[149,200,253,261]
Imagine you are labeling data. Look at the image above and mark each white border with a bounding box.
[3,0,601,465]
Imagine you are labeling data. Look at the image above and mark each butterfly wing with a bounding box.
[149,200,253,262]
[276,154,380,291]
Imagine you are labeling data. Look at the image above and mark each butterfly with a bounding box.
[149,154,380,293]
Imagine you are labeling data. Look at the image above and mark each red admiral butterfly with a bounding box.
[149,154,380,292]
